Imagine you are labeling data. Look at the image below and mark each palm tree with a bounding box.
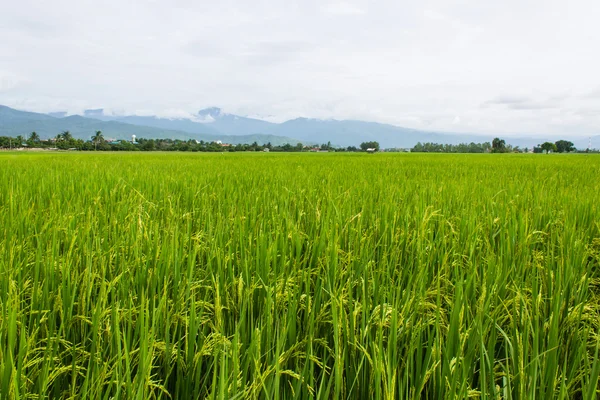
[28,132,40,147]
[61,131,73,142]
[91,130,104,151]
[55,131,73,149]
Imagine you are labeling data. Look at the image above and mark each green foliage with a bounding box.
[91,130,105,151]
[492,137,507,153]
[412,141,492,153]
[27,132,40,147]
[555,140,575,153]
[541,142,558,153]
[0,137,17,149]
[1,153,600,399]
[360,141,380,151]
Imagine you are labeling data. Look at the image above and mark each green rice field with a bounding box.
[1,152,600,399]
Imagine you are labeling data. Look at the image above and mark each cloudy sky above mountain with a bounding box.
[1,0,600,136]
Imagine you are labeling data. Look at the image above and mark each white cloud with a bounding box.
[154,109,198,120]
[1,0,600,135]
[321,2,366,15]
[0,71,30,93]
[196,114,216,123]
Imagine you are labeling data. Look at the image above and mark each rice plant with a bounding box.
[1,152,599,399]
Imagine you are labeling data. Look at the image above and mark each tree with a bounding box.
[540,142,557,153]
[411,142,490,153]
[55,131,74,149]
[320,142,331,150]
[140,139,156,151]
[492,138,506,153]
[61,131,73,142]
[92,130,104,151]
[28,132,40,147]
[360,141,380,151]
[555,140,575,153]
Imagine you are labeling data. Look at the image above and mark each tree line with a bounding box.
[532,140,576,153]
[411,142,492,153]
[0,131,586,154]
[411,138,581,153]
[0,131,382,153]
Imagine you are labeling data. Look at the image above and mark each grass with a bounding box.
[0,152,599,399]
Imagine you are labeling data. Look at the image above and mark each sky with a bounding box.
[1,0,600,136]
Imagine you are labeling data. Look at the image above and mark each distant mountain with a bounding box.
[3,104,595,149]
[50,115,211,141]
[196,107,276,135]
[37,106,504,147]
[74,107,272,137]
[0,105,300,145]
[266,118,514,148]
[265,118,598,149]
[94,114,223,136]
[1,105,56,124]
[265,118,433,148]
[48,111,68,118]
[83,109,105,118]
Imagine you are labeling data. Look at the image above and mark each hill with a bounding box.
[264,118,452,148]
[195,107,276,135]
[0,106,300,145]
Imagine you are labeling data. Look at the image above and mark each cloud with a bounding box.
[321,2,366,16]
[486,96,531,105]
[196,114,216,123]
[483,95,562,110]
[0,71,30,93]
[183,39,314,66]
[582,88,600,99]
[155,108,198,120]
[508,102,558,110]
[2,0,600,136]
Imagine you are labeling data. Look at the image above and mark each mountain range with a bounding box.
[1,104,597,149]
[0,105,298,145]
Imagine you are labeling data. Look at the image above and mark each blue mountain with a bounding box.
[0,105,300,145]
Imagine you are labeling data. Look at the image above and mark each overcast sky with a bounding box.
[2,0,600,136]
